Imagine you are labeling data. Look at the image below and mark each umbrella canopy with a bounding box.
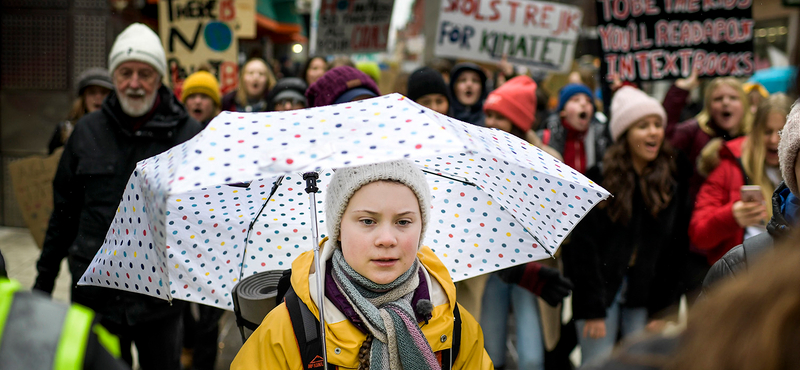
[80,93,609,310]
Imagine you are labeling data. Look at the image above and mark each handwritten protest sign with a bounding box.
[314,0,395,55]
[158,0,256,95]
[434,0,582,72]
[597,0,754,82]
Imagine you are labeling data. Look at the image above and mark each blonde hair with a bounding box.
[741,93,793,216]
[235,58,276,106]
[695,77,753,136]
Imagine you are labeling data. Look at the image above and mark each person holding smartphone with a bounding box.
[689,94,793,266]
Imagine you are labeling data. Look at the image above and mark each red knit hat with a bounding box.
[483,76,537,132]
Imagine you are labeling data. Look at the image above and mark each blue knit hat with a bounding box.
[557,84,594,113]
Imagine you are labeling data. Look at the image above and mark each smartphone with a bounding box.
[740,185,764,203]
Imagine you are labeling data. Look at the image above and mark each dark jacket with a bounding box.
[221,90,269,112]
[563,159,690,320]
[663,85,742,202]
[702,182,794,293]
[34,86,202,325]
[539,112,611,170]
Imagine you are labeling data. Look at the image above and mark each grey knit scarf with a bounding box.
[330,249,441,370]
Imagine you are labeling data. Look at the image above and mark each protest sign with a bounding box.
[158,0,256,95]
[597,0,754,82]
[8,149,63,249]
[434,0,583,72]
[313,0,395,55]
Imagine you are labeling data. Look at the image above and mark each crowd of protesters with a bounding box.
[2,20,797,370]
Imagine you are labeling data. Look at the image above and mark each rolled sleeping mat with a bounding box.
[232,270,284,340]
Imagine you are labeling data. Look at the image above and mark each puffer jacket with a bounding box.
[34,86,202,325]
[231,242,494,370]
[702,182,795,293]
[689,137,749,264]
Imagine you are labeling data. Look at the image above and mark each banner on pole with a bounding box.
[158,0,254,95]
[314,0,395,55]
[434,0,583,72]
[596,0,754,82]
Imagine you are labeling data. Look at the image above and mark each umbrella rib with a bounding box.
[419,169,477,186]
[239,175,285,281]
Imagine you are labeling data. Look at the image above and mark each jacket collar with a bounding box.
[102,85,190,138]
[768,182,793,239]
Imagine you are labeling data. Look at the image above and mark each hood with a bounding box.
[449,63,488,126]
[768,182,794,240]
[697,136,745,178]
[288,239,458,366]
[102,85,192,138]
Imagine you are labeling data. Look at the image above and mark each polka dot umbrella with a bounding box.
[78,93,609,310]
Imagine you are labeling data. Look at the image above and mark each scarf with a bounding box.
[562,118,588,174]
[330,249,441,370]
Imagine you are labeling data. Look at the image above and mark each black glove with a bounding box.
[497,262,573,307]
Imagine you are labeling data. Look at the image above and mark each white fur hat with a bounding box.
[325,160,431,248]
[779,101,800,195]
[108,23,167,78]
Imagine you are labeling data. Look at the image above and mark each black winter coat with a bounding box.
[563,160,690,320]
[702,182,794,293]
[34,86,202,325]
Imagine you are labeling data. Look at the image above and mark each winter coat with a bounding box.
[663,85,742,201]
[221,90,269,112]
[689,137,750,264]
[562,161,690,320]
[702,182,795,293]
[231,242,494,370]
[539,113,611,173]
[34,86,202,325]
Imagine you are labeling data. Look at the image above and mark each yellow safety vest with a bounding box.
[0,278,120,370]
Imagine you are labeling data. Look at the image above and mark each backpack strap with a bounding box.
[736,157,751,185]
[284,287,332,369]
[439,303,463,370]
[285,286,464,370]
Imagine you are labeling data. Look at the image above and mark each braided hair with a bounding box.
[357,334,374,370]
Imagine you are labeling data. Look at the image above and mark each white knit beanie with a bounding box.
[325,160,431,249]
[108,23,167,78]
[778,101,800,195]
[610,86,667,142]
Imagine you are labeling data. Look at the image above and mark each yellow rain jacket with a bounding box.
[231,243,494,370]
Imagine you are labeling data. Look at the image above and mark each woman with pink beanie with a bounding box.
[562,86,690,365]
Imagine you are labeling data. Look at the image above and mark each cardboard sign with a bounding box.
[597,0,754,82]
[8,149,63,249]
[434,0,583,72]
[158,0,254,95]
[314,0,395,54]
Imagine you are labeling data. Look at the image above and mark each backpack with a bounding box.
[277,269,463,369]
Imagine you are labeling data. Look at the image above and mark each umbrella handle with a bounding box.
[303,171,328,366]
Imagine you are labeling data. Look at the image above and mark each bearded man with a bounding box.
[34,23,202,370]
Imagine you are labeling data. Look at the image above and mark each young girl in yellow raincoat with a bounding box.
[231,160,494,369]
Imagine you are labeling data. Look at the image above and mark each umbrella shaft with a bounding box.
[308,190,328,366]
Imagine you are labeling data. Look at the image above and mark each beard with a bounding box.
[117,87,157,117]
